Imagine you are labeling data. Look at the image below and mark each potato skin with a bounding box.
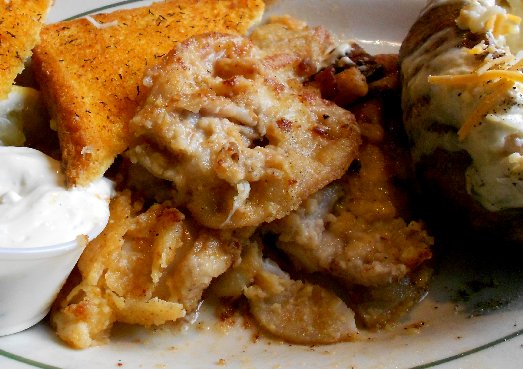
[399,1,463,59]
[399,1,523,244]
[415,148,523,244]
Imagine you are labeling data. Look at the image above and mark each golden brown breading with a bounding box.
[0,0,51,99]
[348,266,432,329]
[51,191,241,348]
[242,243,358,345]
[127,19,361,229]
[211,241,359,344]
[32,0,265,186]
[249,15,334,77]
[268,144,432,287]
[266,97,433,287]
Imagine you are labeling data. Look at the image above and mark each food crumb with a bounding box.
[251,332,260,343]
[217,358,226,366]
[403,321,426,334]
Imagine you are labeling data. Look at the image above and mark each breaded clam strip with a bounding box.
[127,18,361,229]
[211,241,359,344]
[51,191,241,348]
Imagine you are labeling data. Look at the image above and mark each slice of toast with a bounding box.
[0,0,51,99]
[32,0,265,186]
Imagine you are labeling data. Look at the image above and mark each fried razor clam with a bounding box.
[127,19,360,229]
[348,266,432,329]
[212,241,358,344]
[266,98,433,288]
[51,191,240,348]
[244,265,358,345]
[267,147,432,287]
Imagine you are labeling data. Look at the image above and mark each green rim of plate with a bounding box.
[63,0,145,21]
[2,327,523,369]
[0,3,145,368]
[1,1,522,368]
[0,348,62,369]
[410,328,523,369]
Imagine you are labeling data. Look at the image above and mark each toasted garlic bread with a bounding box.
[32,0,265,186]
[0,0,51,100]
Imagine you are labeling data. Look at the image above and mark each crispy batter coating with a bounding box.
[348,266,432,329]
[267,98,433,287]
[127,19,360,229]
[244,267,358,345]
[51,191,240,348]
[32,0,264,186]
[48,11,436,348]
[249,16,334,76]
[212,241,359,344]
[0,0,51,99]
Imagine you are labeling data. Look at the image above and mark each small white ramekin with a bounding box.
[0,222,106,336]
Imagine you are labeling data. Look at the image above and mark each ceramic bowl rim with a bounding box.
[0,221,107,259]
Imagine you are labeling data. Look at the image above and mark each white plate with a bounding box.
[2,0,523,368]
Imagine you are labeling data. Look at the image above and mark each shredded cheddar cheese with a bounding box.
[486,12,521,37]
[458,79,513,139]
[428,69,523,86]
[402,0,523,212]
[457,0,521,36]
[475,54,514,73]
[428,2,523,141]
[429,64,523,140]
[509,59,523,71]
[468,42,488,55]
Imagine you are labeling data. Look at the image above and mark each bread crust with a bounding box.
[0,0,51,99]
[32,0,265,186]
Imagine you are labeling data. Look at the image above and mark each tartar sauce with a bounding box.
[0,146,113,248]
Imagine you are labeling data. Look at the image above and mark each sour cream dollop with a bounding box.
[0,146,113,248]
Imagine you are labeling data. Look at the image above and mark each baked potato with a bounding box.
[400,0,523,243]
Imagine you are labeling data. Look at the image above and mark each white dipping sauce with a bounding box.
[0,146,113,248]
